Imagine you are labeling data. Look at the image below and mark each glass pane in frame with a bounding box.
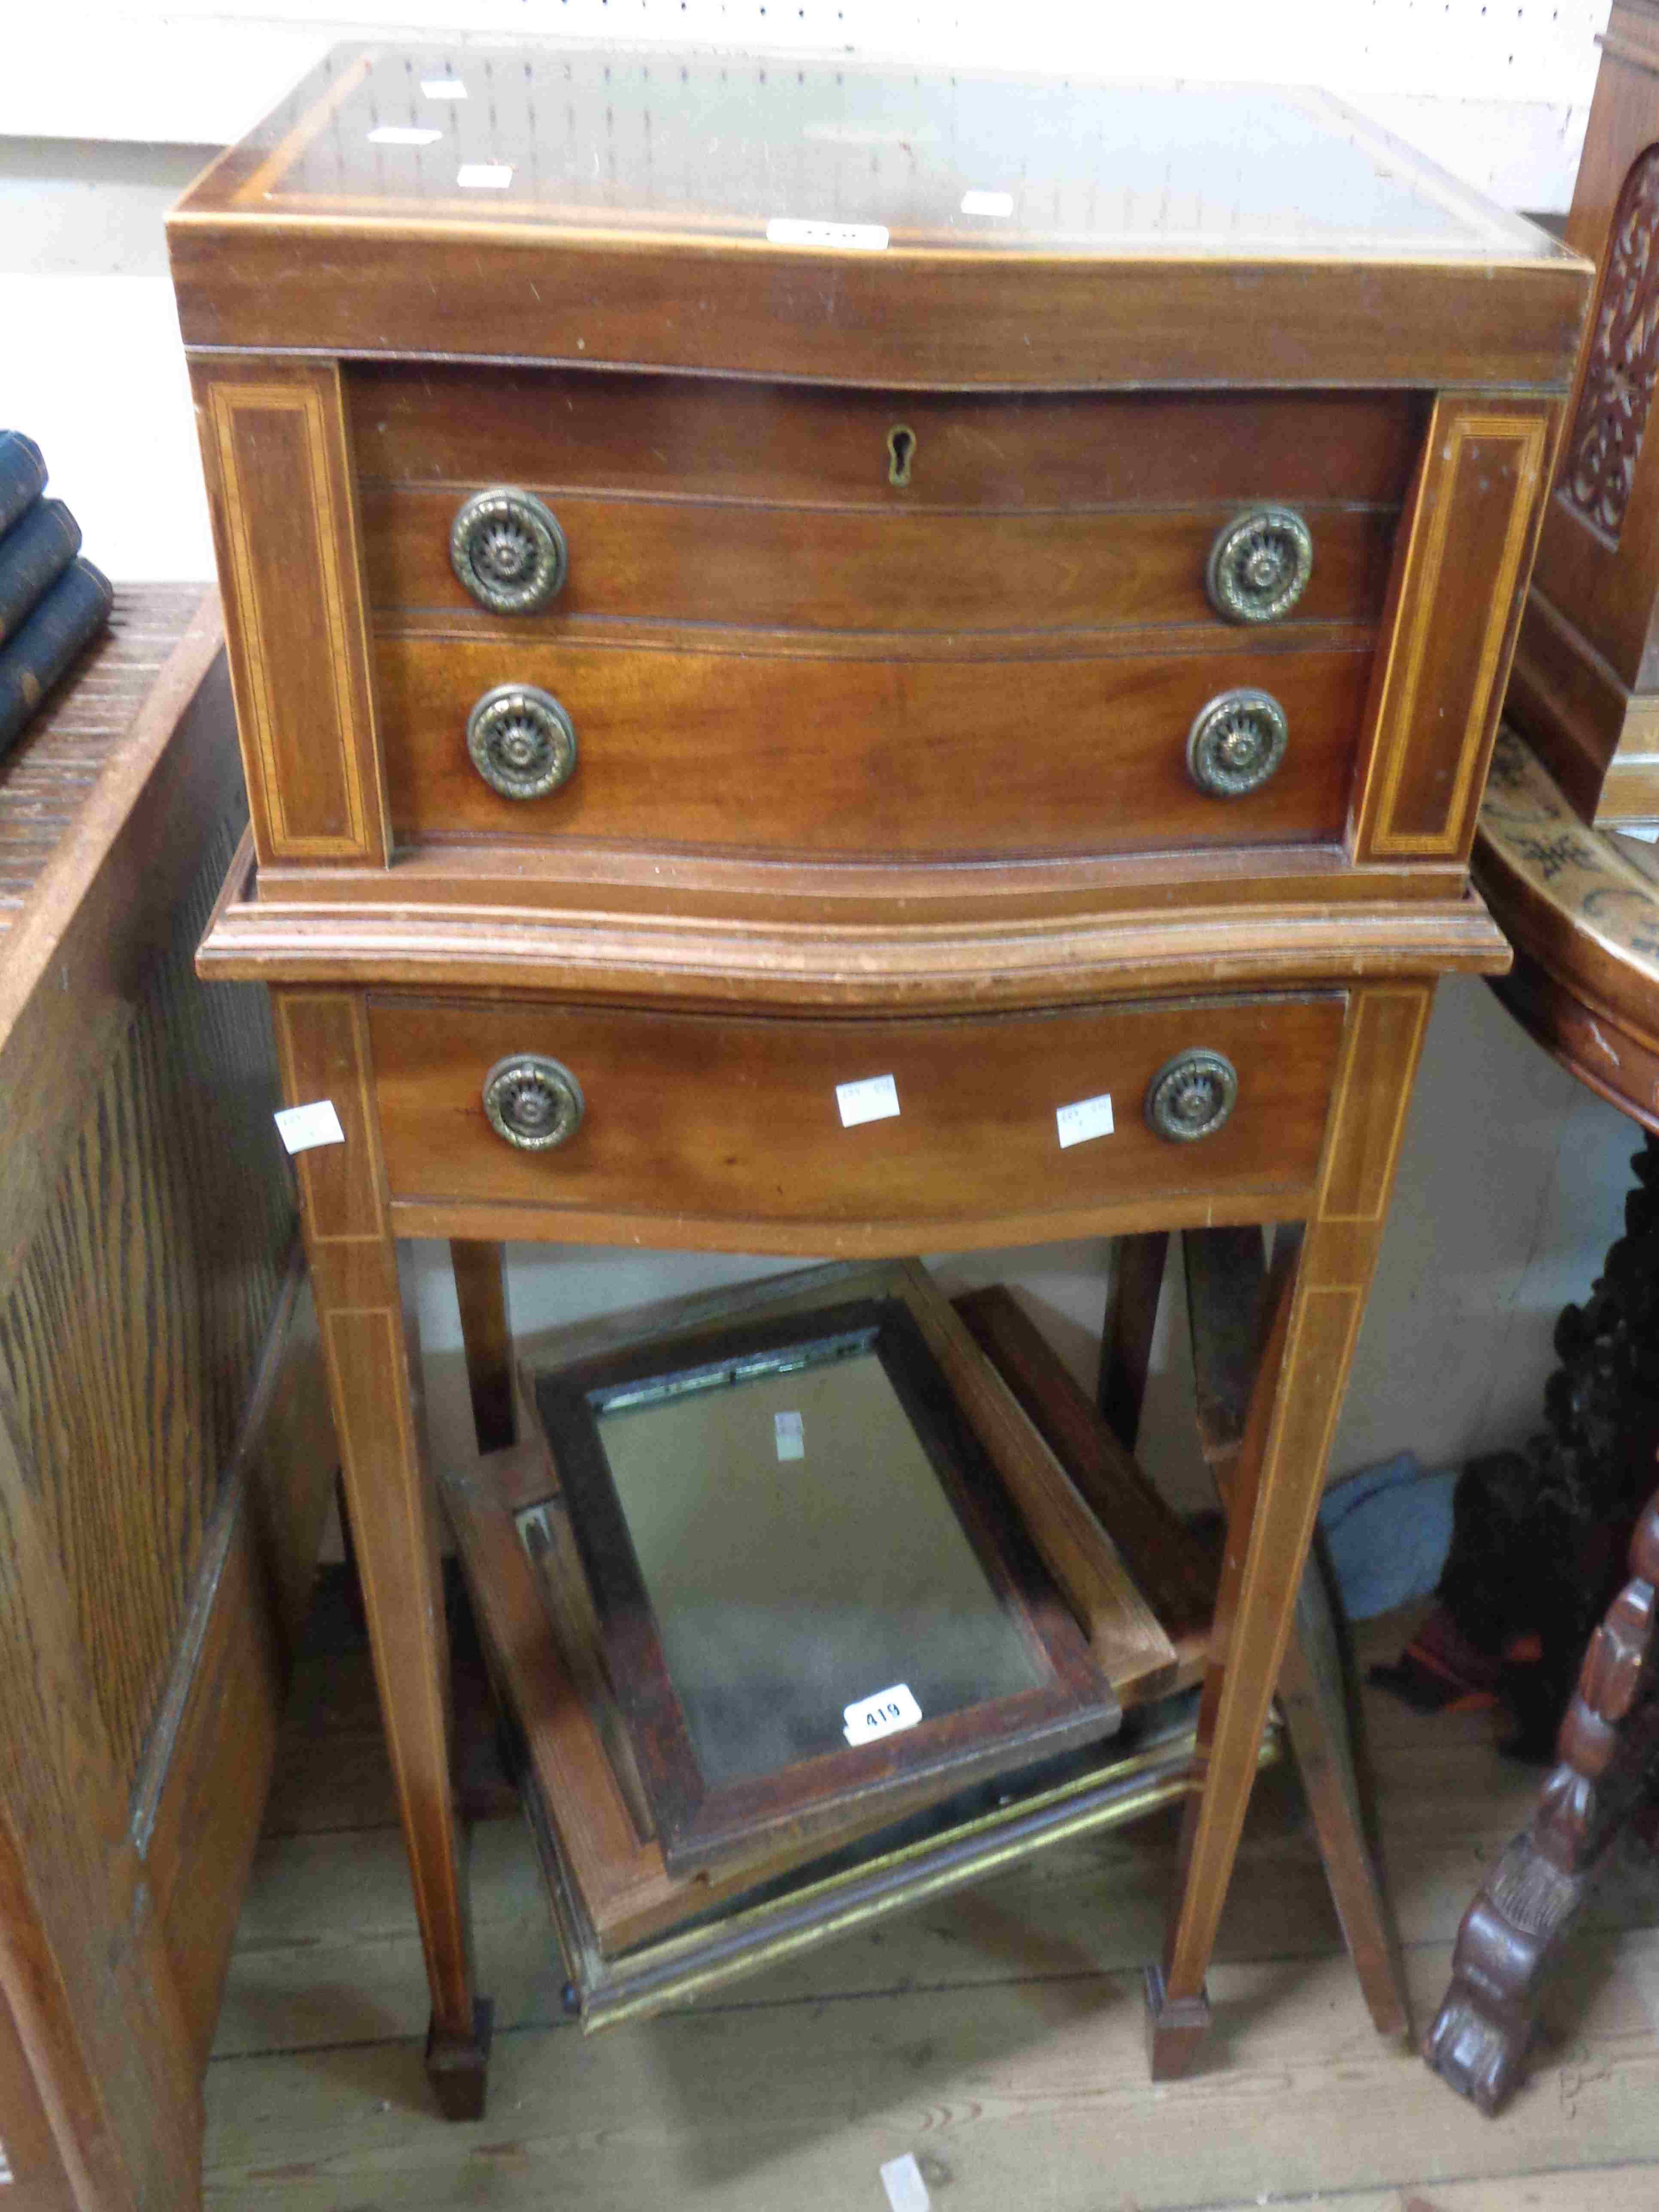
[535,1295,1120,1875]
[595,1330,1045,1790]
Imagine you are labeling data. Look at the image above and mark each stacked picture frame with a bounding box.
[444,1258,1273,2026]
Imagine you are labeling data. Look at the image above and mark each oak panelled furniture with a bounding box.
[1471,0,1659,1107]
[170,43,1592,2117]
[1504,0,1659,830]
[0,588,337,2210]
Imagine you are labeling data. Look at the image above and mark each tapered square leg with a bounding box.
[276,991,489,2121]
[1144,1965,1212,2079]
[1182,1224,1412,2042]
[426,1998,494,2122]
[1154,987,1433,2072]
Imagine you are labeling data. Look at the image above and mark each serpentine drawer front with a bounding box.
[367,990,1348,1243]
[354,370,1407,861]
[347,368,1424,516]
[377,634,1368,857]
[365,489,1397,634]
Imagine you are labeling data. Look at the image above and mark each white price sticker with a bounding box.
[422,77,468,99]
[843,1682,923,1746]
[774,1410,805,1462]
[457,162,513,190]
[881,2155,932,2212]
[274,1100,345,1155]
[766,216,890,252]
[960,189,1014,218]
[836,1073,900,1129]
[368,125,441,146]
[1055,1090,1115,1149]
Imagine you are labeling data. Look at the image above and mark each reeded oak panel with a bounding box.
[0,803,290,1791]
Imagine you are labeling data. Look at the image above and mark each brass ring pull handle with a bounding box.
[1186,687,1288,799]
[1205,506,1313,625]
[450,487,568,614]
[466,682,578,801]
[1144,1049,1238,1143]
[481,1054,585,1151]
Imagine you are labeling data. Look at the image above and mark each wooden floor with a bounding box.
[205,1603,1659,2212]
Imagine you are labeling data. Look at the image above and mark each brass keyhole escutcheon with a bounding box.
[887,424,916,487]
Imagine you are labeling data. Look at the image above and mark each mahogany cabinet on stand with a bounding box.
[169,45,1592,2118]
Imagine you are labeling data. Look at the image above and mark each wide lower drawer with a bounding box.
[377,636,1370,857]
[368,991,1347,1242]
[362,490,1395,634]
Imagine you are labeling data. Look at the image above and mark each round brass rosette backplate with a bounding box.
[1144,1050,1239,1144]
[465,682,578,801]
[481,1055,586,1151]
[1205,506,1313,625]
[450,487,568,615]
[1186,687,1289,799]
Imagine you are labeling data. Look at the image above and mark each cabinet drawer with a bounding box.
[362,492,1395,635]
[377,635,1369,857]
[369,991,1346,1246]
[348,365,1422,512]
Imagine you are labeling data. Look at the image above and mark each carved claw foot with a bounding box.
[1425,1492,1659,2114]
[1422,1833,1586,2113]
[1423,1984,1532,2115]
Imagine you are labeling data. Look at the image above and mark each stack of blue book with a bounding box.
[0,431,114,761]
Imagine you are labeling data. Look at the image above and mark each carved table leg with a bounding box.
[1149,984,1432,2076]
[275,991,491,2120]
[1425,1489,1659,2113]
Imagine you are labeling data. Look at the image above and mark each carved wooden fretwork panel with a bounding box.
[1562,144,1659,546]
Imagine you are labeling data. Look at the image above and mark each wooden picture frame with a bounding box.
[447,1440,1277,2027]
[533,1295,1122,1875]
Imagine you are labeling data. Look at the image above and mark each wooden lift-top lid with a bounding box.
[167,42,1590,388]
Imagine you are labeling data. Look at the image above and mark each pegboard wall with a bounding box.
[13,0,1611,205]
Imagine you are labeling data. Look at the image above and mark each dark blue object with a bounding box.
[0,559,114,759]
[1318,1449,1457,1621]
[0,431,48,541]
[0,499,82,647]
